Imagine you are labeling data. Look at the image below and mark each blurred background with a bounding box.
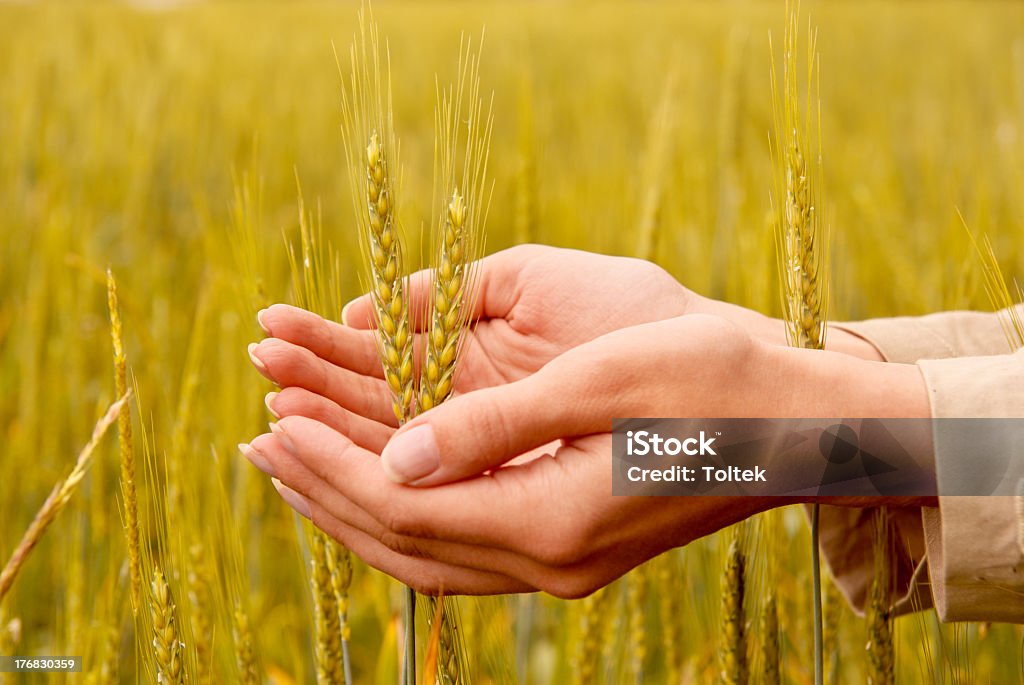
[1,1,1022,683]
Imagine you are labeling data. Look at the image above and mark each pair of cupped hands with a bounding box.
[242,245,927,598]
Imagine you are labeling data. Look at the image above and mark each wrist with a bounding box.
[825,326,886,362]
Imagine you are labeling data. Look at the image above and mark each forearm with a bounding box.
[747,342,937,508]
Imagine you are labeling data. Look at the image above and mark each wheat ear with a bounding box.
[233,603,259,685]
[150,566,185,685]
[719,532,748,685]
[420,189,468,410]
[419,36,493,685]
[866,509,894,685]
[107,270,142,615]
[310,529,345,685]
[338,12,418,683]
[758,592,781,685]
[573,587,610,685]
[0,393,128,604]
[326,533,354,685]
[365,132,415,421]
[772,5,828,684]
[186,542,213,682]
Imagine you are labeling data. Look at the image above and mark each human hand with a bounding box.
[240,313,929,596]
[246,244,690,432]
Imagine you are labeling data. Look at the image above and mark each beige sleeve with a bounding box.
[818,307,1024,622]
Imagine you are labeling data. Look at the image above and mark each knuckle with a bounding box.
[381,500,421,539]
[469,393,513,458]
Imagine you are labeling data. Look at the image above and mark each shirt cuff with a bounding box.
[916,351,1024,622]
[833,307,1020,363]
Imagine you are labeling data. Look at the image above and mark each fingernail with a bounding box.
[238,442,276,478]
[269,422,296,453]
[257,308,271,335]
[272,478,311,519]
[248,342,268,373]
[381,423,440,484]
[340,299,356,326]
[264,391,280,418]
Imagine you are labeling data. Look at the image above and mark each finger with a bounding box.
[341,246,539,331]
[271,415,606,565]
[250,427,648,598]
[271,479,531,596]
[250,337,398,427]
[379,356,603,486]
[266,387,393,453]
[258,303,384,379]
[245,435,532,595]
[257,430,586,591]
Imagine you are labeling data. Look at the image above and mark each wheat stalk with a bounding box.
[418,37,493,685]
[866,509,895,685]
[338,11,418,681]
[107,270,142,615]
[0,393,129,604]
[772,5,829,683]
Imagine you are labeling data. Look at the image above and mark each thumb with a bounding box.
[380,363,603,486]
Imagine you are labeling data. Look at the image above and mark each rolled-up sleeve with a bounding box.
[820,306,1024,622]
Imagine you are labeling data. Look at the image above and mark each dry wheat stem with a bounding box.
[107,270,142,615]
[0,393,129,605]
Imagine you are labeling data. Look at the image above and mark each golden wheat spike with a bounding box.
[0,393,129,604]
[106,270,142,615]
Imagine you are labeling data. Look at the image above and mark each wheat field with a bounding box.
[1,1,1023,683]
